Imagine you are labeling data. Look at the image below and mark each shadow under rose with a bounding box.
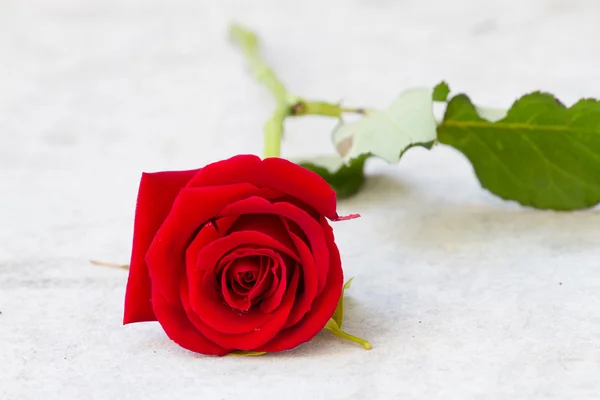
[227,294,384,359]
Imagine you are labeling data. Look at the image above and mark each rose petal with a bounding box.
[181,267,300,350]
[152,291,229,355]
[124,169,199,324]
[228,259,260,279]
[189,231,299,334]
[261,157,338,220]
[185,155,262,189]
[248,256,276,301]
[185,155,339,220]
[221,260,252,311]
[145,183,260,306]
[279,217,310,249]
[218,196,330,294]
[282,231,318,329]
[232,278,253,294]
[273,195,320,221]
[259,267,279,300]
[185,220,223,278]
[258,259,287,313]
[196,231,299,285]
[226,214,296,309]
[256,218,343,352]
[228,214,294,250]
[199,248,282,305]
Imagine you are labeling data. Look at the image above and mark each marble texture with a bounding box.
[1,0,599,399]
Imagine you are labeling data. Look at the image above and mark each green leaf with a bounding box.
[430,80,507,121]
[432,81,450,102]
[298,154,369,198]
[332,88,437,164]
[331,278,353,329]
[322,278,371,350]
[437,92,600,210]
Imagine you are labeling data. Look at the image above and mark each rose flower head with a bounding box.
[123,155,359,355]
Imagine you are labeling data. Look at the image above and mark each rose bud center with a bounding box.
[218,254,289,313]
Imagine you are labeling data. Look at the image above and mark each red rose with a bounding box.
[124,154,356,355]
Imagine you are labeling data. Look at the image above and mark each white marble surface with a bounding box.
[1,0,600,399]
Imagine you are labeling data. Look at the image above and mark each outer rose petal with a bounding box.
[185,155,339,220]
[152,291,229,355]
[146,183,260,306]
[261,157,338,220]
[124,169,199,324]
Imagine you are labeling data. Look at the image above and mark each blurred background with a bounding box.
[3,0,600,261]
[2,1,600,399]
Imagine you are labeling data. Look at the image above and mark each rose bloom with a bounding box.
[123,155,355,355]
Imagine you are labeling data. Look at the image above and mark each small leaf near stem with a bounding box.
[432,81,450,102]
[298,154,369,198]
[229,23,373,158]
[332,88,438,164]
[323,278,372,350]
[332,278,353,328]
[324,319,372,350]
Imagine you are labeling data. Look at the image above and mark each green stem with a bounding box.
[324,318,372,350]
[294,100,375,118]
[230,24,292,158]
[263,105,287,159]
[230,24,374,158]
[229,24,289,103]
[333,329,373,350]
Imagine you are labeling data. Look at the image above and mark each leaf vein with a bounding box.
[464,128,532,192]
[444,120,600,135]
[519,134,600,195]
